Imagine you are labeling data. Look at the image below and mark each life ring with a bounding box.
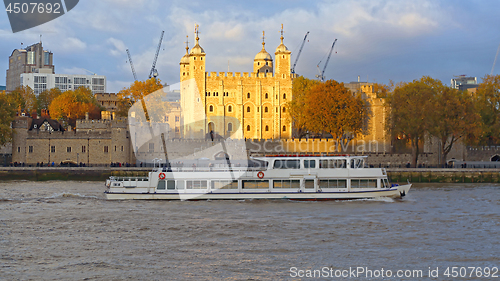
[257,171,264,179]
[158,172,166,180]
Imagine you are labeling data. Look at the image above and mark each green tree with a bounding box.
[116,78,164,118]
[0,91,16,146]
[36,87,62,115]
[386,76,439,167]
[475,74,500,144]
[287,76,320,138]
[304,80,367,151]
[428,86,482,165]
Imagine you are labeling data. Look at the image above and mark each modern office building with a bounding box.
[451,76,478,91]
[20,73,106,95]
[6,42,54,92]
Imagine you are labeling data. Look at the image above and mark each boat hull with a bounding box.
[105,184,411,200]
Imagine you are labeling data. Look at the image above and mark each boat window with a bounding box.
[319,179,346,188]
[351,179,377,188]
[177,180,185,189]
[242,180,268,189]
[211,180,238,189]
[157,180,166,190]
[167,180,176,190]
[186,180,208,189]
[304,160,316,168]
[351,158,364,169]
[274,159,300,169]
[382,178,389,188]
[304,179,315,189]
[273,180,300,189]
[320,159,344,168]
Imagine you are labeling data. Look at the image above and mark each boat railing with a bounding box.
[154,166,266,173]
[111,176,150,181]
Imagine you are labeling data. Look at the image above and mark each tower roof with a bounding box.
[254,31,272,61]
[180,36,190,64]
[275,24,291,54]
[190,24,205,55]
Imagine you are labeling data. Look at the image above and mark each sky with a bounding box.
[1,0,499,93]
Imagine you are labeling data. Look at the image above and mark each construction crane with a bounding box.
[149,31,165,79]
[316,38,337,82]
[126,49,138,81]
[291,31,309,74]
[491,43,500,76]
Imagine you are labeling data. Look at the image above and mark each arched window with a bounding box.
[264,107,268,113]
[228,105,232,112]
[283,126,286,132]
[257,62,260,66]
[266,69,269,73]
[209,105,214,112]
[247,106,251,113]
[228,123,233,132]
[283,93,286,99]
[265,93,268,99]
[208,92,211,96]
[265,125,269,131]
[247,125,251,131]
[247,93,250,99]
[283,107,286,113]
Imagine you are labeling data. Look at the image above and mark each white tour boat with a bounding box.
[105,155,411,200]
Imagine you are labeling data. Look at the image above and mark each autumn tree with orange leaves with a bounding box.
[116,78,165,118]
[48,87,102,128]
[292,79,367,151]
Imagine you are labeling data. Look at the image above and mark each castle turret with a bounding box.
[275,24,291,79]
[189,25,206,97]
[253,31,273,76]
[180,36,190,82]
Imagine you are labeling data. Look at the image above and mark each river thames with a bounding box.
[0,181,499,280]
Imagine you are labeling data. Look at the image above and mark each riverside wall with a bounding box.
[1,167,500,183]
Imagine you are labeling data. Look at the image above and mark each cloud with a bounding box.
[61,37,87,52]
[107,38,127,57]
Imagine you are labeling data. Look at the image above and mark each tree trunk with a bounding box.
[411,137,419,168]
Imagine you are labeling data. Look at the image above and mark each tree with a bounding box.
[49,87,102,128]
[9,86,36,114]
[386,76,438,167]
[0,91,16,146]
[304,80,367,151]
[116,78,164,118]
[476,74,500,144]
[287,76,320,138]
[36,88,62,115]
[427,86,482,165]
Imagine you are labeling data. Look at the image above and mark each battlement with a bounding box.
[206,71,277,80]
[27,129,112,139]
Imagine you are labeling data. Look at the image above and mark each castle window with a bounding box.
[104,146,109,153]
[194,57,196,60]
[257,62,260,66]
[283,107,286,113]
[175,116,180,122]
[208,92,210,96]
[283,126,286,132]
[228,123,233,132]
[67,147,72,153]
[266,62,268,66]
[17,147,20,153]
[247,106,251,113]
[265,93,268,99]
[201,57,203,60]
[114,146,117,152]
[283,74,285,79]
[265,107,268,113]
[265,125,269,131]
[183,72,185,76]
[82,146,86,153]
[228,105,232,112]
[29,146,33,153]
[247,93,250,99]
[276,107,278,113]
[51,146,55,153]
[121,146,124,152]
[283,55,285,58]
[209,105,214,112]
[266,69,268,73]
[283,93,286,99]
[247,125,251,131]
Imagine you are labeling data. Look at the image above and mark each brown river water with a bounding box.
[0,181,499,280]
